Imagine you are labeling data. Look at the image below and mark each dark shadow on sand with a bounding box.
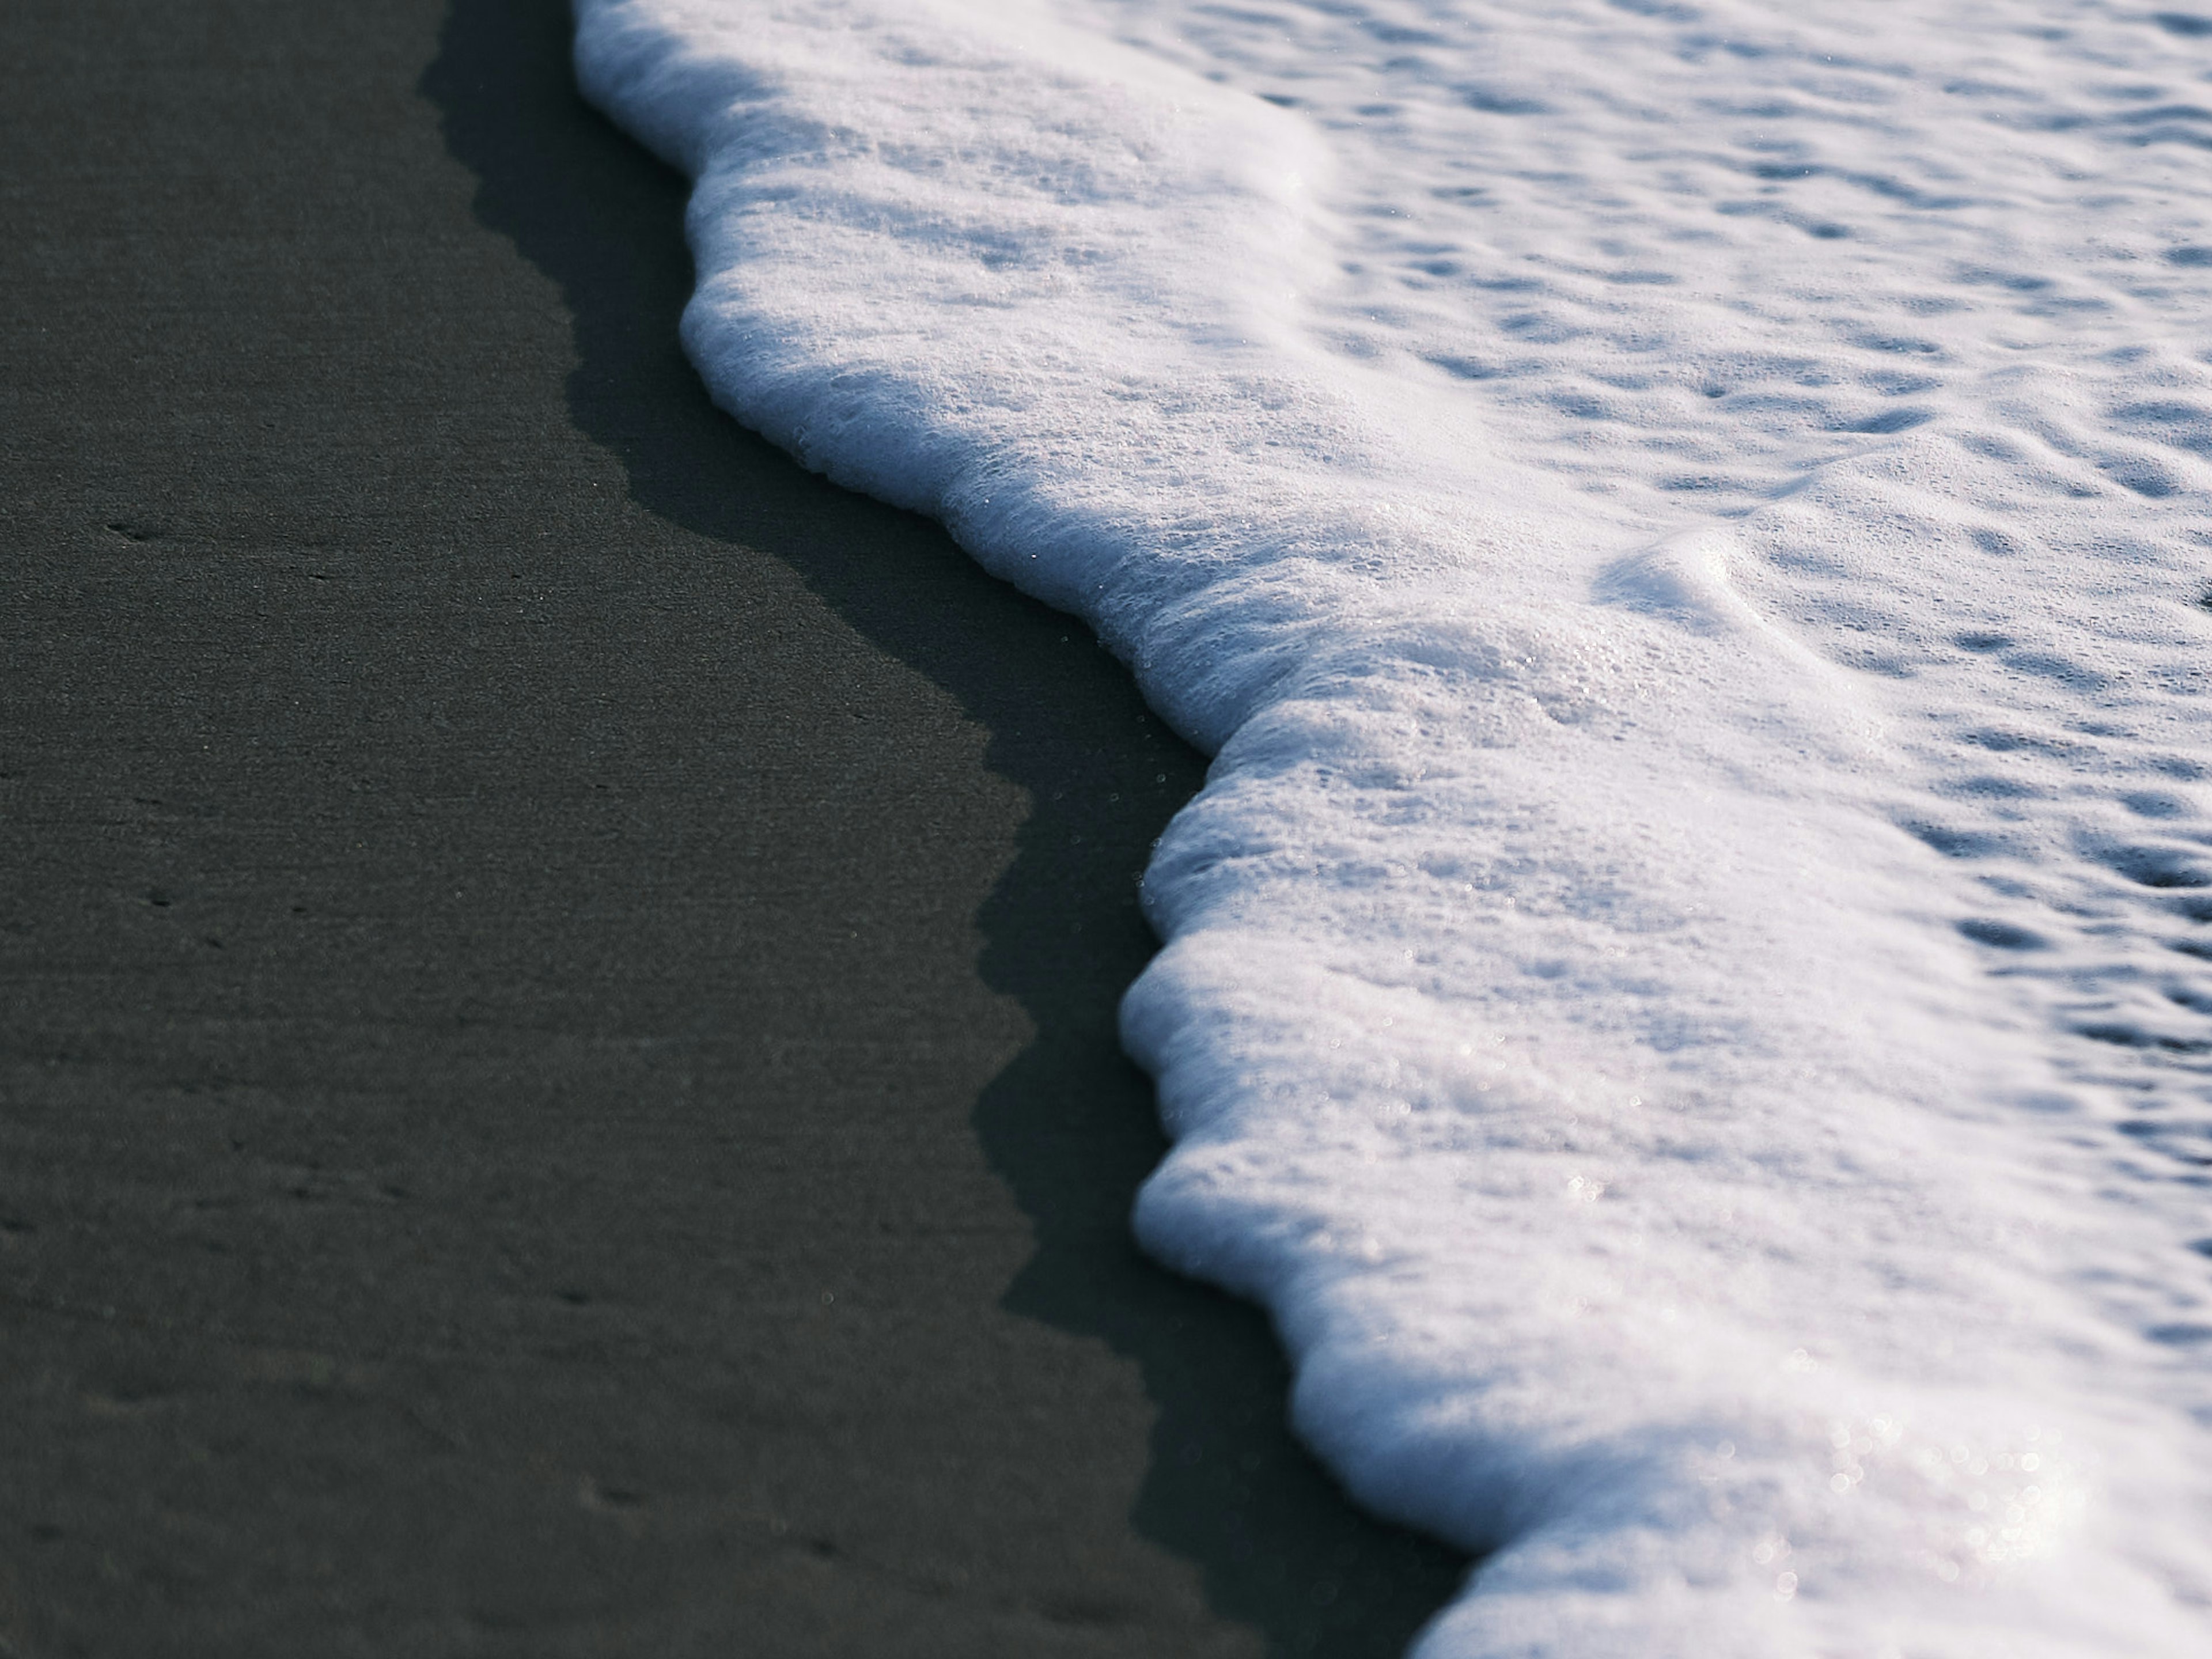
[423,3,1469,1654]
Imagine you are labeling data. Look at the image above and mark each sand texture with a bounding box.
[0,1,1464,1654]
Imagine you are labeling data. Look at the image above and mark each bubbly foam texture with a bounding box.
[574,2,2212,1651]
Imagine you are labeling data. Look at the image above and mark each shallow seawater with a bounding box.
[575,2,2212,1652]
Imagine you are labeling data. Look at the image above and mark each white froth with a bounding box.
[573,2,2212,1652]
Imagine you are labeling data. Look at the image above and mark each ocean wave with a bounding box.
[575,2,2212,1650]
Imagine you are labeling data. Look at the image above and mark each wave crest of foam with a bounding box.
[575,2,2212,1651]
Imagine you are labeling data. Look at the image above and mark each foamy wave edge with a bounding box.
[570,2,2212,1653]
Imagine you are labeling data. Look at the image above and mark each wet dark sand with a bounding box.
[0,1,1468,1653]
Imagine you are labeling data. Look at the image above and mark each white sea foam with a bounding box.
[573,2,2212,1650]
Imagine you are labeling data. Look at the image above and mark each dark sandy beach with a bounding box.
[0,1,1465,1654]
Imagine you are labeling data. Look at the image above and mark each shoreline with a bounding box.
[0,1,1466,1654]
